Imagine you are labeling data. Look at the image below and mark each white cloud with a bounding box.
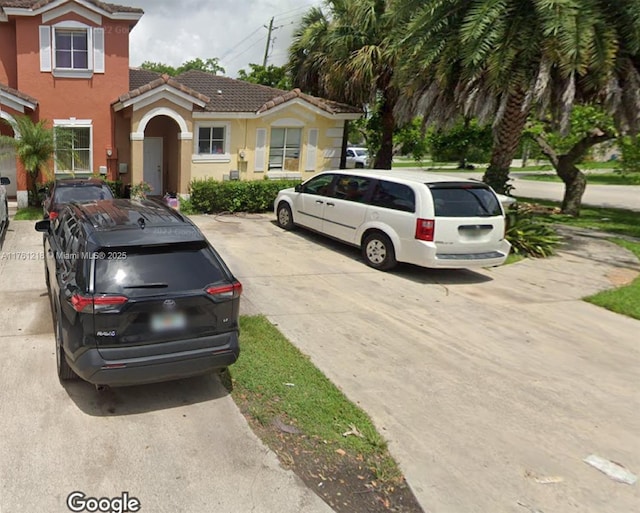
[127,0,319,78]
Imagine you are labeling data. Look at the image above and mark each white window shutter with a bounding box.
[255,128,267,172]
[93,28,104,73]
[305,128,318,171]
[39,26,52,72]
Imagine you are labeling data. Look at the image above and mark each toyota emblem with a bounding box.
[163,299,177,310]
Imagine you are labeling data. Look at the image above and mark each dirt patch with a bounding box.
[233,397,424,513]
[606,268,638,287]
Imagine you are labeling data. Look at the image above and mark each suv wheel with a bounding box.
[362,232,397,271]
[355,162,364,169]
[54,308,77,381]
[276,202,294,230]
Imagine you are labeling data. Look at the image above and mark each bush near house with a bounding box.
[189,178,301,213]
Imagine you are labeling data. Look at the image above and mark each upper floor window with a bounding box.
[39,23,105,77]
[55,30,89,70]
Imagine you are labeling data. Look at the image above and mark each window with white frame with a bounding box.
[55,122,92,174]
[55,29,89,69]
[193,122,230,160]
[39,22,104,77]
[269,128,301,171]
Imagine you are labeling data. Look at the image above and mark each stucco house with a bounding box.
[0,0,361,207]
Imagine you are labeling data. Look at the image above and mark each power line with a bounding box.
[220,25,264,60]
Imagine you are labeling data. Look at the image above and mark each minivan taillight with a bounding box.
[70,294,128,313]
[415,218,435,241]
[206,281,242,301]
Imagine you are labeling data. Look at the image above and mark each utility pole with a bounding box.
[262,17,274,67]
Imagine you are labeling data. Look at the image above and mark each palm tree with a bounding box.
[0,115,74,205]
[391,0,640,202]
[288,0,398,169]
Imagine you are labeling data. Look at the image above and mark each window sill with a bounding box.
[192,154,231,163]
[52,69,94,79]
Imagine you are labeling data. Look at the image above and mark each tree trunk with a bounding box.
[557,156,586,216]
[373,88,396,169]
[483,89,530,194]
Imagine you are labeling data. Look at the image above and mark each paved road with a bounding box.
[427,170,640,211]
[0,220,332,513]
[196,213,640,513]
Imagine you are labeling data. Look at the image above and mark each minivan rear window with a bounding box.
[430,185,502,217]
[371,180,415,212]
[94,242,226,296]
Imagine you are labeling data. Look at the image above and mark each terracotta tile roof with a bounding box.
[121,69,361,116]
[0,81,38,107]
[257,88,362,115]
[174,70,361,115]
[129,68,162,90]
[0,0,143,14]
[116,72,210,105]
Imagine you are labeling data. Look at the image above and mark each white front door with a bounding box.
[0,143,17,198]
[143,137,163,195]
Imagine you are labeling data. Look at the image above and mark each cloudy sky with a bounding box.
[126,0,320,78]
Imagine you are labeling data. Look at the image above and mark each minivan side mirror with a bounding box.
[294,184,303,193]
[35,219,51,233]
[0,177,10,186]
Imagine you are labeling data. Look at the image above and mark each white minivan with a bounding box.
[274,169,511,271]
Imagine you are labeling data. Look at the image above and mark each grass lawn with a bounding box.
[13,207,42,220]
[521,173,640,185]
[517,197,640,239]
[586,239,640,321]
[516,198,640,319]
[230,315,420,512]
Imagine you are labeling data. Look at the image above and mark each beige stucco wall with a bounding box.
[126,98,358,195]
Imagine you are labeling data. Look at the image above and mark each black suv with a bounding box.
[35,199,241,387]
[42,178,114,220]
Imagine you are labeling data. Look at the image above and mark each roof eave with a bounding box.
[2,1,143,21]
[0,89,38,113]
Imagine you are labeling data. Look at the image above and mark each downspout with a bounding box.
[340,120,349,169]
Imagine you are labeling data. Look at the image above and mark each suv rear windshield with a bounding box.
[94,242,226,296]
[54,185,113,204]
[430,185,502,217]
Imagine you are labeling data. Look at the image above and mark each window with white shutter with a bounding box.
[255,128,267,172]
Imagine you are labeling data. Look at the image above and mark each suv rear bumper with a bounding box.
[69,332,239,386]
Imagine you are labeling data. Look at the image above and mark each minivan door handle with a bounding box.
[326,202,335,207]
[315,200,324,204]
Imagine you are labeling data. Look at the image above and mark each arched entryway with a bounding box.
[142,115,181,195]
[0,112,18,198]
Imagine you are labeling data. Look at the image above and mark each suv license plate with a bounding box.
[151,312,187,332]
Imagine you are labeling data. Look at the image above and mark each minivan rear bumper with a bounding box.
[69,332,239,386]
[401,239,511,269]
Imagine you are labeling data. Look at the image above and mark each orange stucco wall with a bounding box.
[13,13,132,176]
[0,21,18,86]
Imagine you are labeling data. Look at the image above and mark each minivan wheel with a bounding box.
[362,232,397,271]
[54,311,77,381]
[277,202,294,230]
[355,162,364,169]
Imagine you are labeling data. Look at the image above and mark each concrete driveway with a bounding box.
[195,213,640,513]
[0,220,332,513]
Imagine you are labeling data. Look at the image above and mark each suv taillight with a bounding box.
[415,218,435,241]
[49,211,58,220]
[71,294,128,313]
[206,281,242,301]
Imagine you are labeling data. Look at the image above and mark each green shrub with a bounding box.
[189,178,301,214]
[103,179,124,198]
[506,207,562,258]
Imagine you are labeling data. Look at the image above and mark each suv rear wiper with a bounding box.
[123,283,168,289]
